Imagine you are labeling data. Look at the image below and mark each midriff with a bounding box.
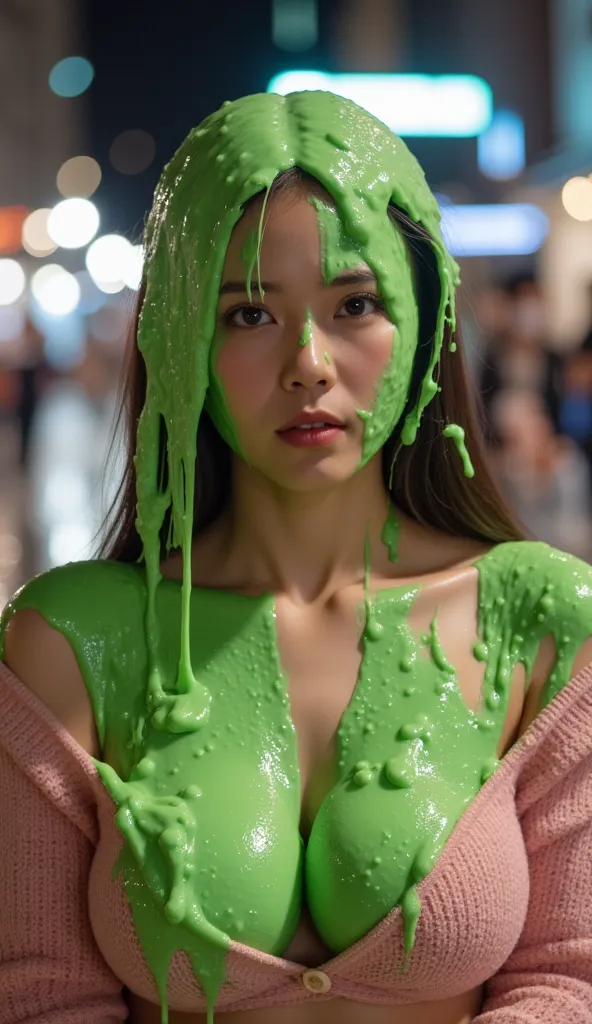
[127,987,484,1023]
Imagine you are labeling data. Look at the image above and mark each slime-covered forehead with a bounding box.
[205,184,419,462]
[136,90,459,559]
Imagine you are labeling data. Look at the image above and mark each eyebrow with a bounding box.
[218,268,378,296]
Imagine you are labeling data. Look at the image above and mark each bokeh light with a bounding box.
[562,176,592,222]
[477,110,526,181]
[57,156,102,198]
[440,203,549,257]
[22,209,57,257]
[109,129,156,174]
[124,245,144,290]
[31,264,81,316]
[74,270,109,315]
[42,313,86,370]
[49,56,94,98]
[86,234,137,292]
[0,206,29,256]
[93,277,126,295]
[48,523,93,567]
[47,198,100,249]
[90,302,130,344]
[0,260,26,306]
[267,72,493,137]
[272,0,318,51]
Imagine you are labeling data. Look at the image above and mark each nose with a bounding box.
[280,315,337,393]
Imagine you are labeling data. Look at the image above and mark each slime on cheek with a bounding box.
[93,90,464,1021]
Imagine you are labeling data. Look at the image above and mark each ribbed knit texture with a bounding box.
[1,659,592,1021]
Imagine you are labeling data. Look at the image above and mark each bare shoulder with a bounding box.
[0,560,135,758]
[2,606,100,757]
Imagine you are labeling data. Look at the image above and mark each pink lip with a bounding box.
[277,411,345,432]
[277,425,345,448]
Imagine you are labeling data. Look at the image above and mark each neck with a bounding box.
[217,455,390,602]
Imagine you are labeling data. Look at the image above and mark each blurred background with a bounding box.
[1,0,592,605]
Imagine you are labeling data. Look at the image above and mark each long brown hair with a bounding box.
[97,170,522,563]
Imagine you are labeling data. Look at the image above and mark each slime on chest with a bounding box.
[4,90,592,1024]
[3,541,592,1023]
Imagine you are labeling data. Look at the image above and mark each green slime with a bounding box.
[443,424,475,479]
[4,92,591,1022]
[2,542,592,1020]
[133,88,459,766]
[381,500,400,563]
[299,308,313,346]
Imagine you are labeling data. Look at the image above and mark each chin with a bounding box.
[257,452,363,493]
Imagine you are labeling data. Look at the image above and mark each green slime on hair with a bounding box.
[310,196,419,465]
[136,88,459,702]
[9,94,590,1024]
[241,229,259,304]
[443,424,475,479]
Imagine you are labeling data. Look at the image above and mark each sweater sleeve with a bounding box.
[474,668,592,1023]
[0,662,128,1024]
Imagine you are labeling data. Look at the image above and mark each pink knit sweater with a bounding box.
[1,658,592,1023]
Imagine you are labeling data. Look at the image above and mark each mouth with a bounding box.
[276,416,346,448]
[277,412,346,433]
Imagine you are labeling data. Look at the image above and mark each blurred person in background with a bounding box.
[14,315,46,471]
[560,279,592,474]
[492,388,592,561]
[478,273,564,446]
[26,337,123,571]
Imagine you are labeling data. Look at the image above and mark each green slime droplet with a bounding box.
[443,423,475,479]
[299,308,313,346]
[381,500,400,563]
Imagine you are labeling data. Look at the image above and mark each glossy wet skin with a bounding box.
[213,186,402,492]
[5,90,592,1024]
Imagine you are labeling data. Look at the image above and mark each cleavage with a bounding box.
[274,590,367,839]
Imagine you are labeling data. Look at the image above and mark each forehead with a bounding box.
[221,189,329,275]
[228,188,323,240]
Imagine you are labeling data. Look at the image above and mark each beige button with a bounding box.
[302,969,332,994]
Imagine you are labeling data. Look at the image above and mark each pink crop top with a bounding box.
[1,658,592,1023]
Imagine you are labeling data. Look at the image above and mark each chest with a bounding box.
[93,573,530,1000]
[274,584,525,837]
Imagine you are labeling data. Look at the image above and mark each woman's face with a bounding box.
[211,189,406,492]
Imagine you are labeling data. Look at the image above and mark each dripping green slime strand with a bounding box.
[443,424,475,479]
[381,501,400,563]
[1,543,592,1019]
[6,93,592,1024]
[299,308,313,346]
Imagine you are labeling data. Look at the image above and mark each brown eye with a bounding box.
[226,305,274,328]
[336,294,384,319]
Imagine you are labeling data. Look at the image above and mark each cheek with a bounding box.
[339,324,395,400]
[215,339,275,423]
[216,345,246,405]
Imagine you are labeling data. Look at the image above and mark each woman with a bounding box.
[1,90,591,1024]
